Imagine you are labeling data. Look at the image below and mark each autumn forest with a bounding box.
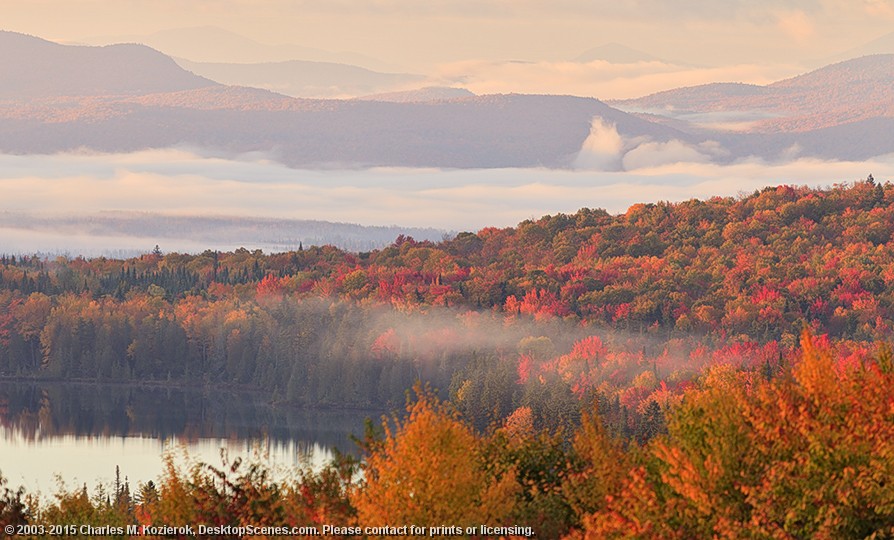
[2,180,894,538]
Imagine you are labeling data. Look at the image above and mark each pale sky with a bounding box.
[4,0,893,69]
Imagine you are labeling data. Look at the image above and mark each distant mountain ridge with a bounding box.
[175,58,424,99]
[86,25,399,71]
[613,54,894,133]
[357,87,476,103]
[0,31,215,98]
[0,91,694,168]
[827,31,894,64]
[574,43,662,64]
[0,211,448,255]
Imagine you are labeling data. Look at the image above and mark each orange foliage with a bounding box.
[574,332,894,539]
[352,389,519,533]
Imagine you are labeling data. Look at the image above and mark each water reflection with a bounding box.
[0,381,378,495]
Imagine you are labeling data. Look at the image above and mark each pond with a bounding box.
[0,381,380,497]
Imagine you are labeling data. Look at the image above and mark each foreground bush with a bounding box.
[578,333,894,539]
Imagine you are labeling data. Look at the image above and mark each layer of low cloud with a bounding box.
[0,149,892,241]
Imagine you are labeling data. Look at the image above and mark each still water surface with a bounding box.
[0,381,377,496]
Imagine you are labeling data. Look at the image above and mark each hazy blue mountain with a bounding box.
[827,31,894,63]
[0,211,448,256]
[0,31,215,98]
[613,55,894,133]
[0,90,694,168]
[175,58,424,98]
[0,32,694,168]
[87,25,399,71]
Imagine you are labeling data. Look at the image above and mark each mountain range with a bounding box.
[83,26,398,70]
[0,31,214,98]
[2,31,894,168]
[612,54,894,133]
[175,58,424,99]
[0,211,447,256]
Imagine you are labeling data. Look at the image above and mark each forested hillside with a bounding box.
[1,181,891,367]
[0,179,891,417]
[2,179,894,537]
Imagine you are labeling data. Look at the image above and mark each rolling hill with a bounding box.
[0,31,216,98]
[175,58,424,99]
[613,54,894,133]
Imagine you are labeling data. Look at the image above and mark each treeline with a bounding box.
[2,334,892,539]
[0,293,435,408]
[0,286,731,432]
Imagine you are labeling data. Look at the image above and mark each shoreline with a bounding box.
[0,375,392,415]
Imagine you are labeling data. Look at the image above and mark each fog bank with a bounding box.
[0,148,891,255]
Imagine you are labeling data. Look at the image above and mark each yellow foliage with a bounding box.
[562,410,626,520]
[352,390,519,535]
[150,453,197,527]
